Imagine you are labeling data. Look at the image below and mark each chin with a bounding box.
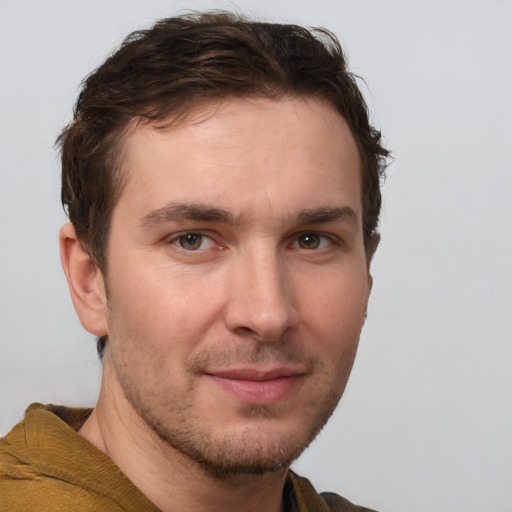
[160,423,309,479]
[139,396,337,480]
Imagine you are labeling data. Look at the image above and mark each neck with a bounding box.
[79,363,287,512]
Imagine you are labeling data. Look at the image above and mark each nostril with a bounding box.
[235,326,260,339]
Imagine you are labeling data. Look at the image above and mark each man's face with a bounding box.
[101,97,372,476]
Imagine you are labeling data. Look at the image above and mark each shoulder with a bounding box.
[287,471,381,512]
[0,403,158,512]
[320,491,380,512]
[0,405,117,511]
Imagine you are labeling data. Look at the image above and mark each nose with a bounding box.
[224,248,300,342]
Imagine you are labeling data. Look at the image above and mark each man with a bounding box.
[0,12,388,512]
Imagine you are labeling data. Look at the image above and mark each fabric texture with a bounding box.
[0,403,378,512]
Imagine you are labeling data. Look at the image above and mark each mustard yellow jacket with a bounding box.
[0,403,377,512]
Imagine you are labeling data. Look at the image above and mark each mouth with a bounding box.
[204,367,306,405]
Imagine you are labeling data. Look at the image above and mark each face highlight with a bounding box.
[100,97,372,477]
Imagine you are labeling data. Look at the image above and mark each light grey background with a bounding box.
[1,1,511,511]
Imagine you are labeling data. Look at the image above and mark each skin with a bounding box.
[60,97,374,512]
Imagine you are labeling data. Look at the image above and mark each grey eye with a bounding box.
[178,233,203,250]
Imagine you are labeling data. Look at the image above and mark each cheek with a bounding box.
[297,269,369,381]
[106,259,225,356]
[299,269,369,333]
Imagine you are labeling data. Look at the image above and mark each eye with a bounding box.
[294,233,333,250]
[174,233,215,251]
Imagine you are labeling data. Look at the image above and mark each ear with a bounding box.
[366,231,381,291]
[59,223,108,336]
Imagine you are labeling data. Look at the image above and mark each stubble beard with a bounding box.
[125,381,344,481]
[110,336,357,481]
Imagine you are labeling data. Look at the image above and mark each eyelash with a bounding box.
[166,230,341,253]
[291,232,340,251]
[167,232,218,252]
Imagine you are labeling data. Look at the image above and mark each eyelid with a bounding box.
[166,230,220,251]
[290,231,342,250]
[163,229,342,254]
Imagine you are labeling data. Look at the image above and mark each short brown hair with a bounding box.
[57,12,389,356]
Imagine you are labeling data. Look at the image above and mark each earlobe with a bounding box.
[59,223,108,336]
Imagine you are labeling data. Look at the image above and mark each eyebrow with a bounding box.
[139,202,358,229]
[139,202,237,228]
[296,207,358,225]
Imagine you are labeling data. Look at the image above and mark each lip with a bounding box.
[204,366,305,405]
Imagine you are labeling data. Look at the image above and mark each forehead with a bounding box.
[117,97,362,220]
